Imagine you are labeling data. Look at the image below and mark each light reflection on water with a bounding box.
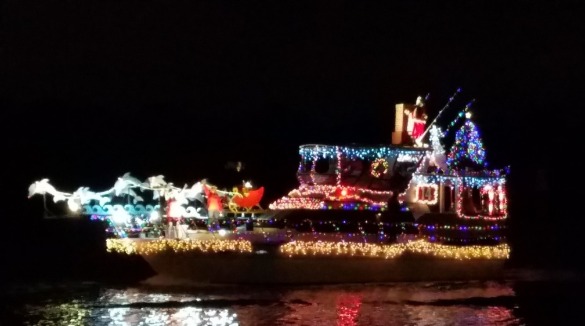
[2,281,523,325]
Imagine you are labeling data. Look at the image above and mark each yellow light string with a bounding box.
[280,240,510,260]
[107,239,509,260]
[106,238,253,255]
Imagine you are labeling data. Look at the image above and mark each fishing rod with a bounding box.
[417,88,462,143]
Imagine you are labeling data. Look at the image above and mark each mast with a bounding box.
[417,88,462,143]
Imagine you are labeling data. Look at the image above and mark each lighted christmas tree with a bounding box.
[446,114,487,171]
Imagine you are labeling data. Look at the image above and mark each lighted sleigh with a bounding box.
[227,186,264,213]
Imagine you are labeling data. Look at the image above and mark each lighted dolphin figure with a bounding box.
[111,172,146,204]
[113,172,144,196]
[69,186,113,208]
[115,189,144,204]
[126,188,145,204]
[28,179,71,203]
[146,175,168,200]
[147,175,167,188]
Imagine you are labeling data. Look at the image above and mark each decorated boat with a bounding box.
[28,91,511,284]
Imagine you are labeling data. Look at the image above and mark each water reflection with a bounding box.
[4,281,524,326]
[24,304,239,326]
[336,294,362,326]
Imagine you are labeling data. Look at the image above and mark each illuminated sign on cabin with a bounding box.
[416,184,438,205]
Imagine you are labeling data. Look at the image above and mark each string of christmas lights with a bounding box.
[280,239,509,260]
[106,238,253,255]
[106,238,510,260]
[446,118,487,170]
[299,145,429,161]
[269,184,393,210]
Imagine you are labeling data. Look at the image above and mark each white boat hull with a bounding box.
[139,249,507,285]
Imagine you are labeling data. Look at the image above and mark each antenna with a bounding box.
[443,99,475,137]
[417,88,462,143]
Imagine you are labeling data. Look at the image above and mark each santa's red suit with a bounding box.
[405,99,427,142]
[204,184,223,228]
[411,109,426,140]
[204,185,222,212]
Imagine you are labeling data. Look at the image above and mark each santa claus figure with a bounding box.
[202,179,223,230]
[404,96,428,144]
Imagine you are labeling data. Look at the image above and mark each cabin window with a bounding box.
[461,187,479,215]
[431,185,455,212]
[301,157,312,173]
[315,158,332,174]
[461,186,504,216]
[480,185,507,216]
[341,159,363,176]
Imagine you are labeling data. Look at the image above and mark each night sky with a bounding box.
[1,0,583,274]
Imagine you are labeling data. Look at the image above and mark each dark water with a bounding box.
[1,274,583,326]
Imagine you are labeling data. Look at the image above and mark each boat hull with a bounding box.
[140,249,507,284]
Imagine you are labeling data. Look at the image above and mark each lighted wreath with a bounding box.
[370,158,389,178]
